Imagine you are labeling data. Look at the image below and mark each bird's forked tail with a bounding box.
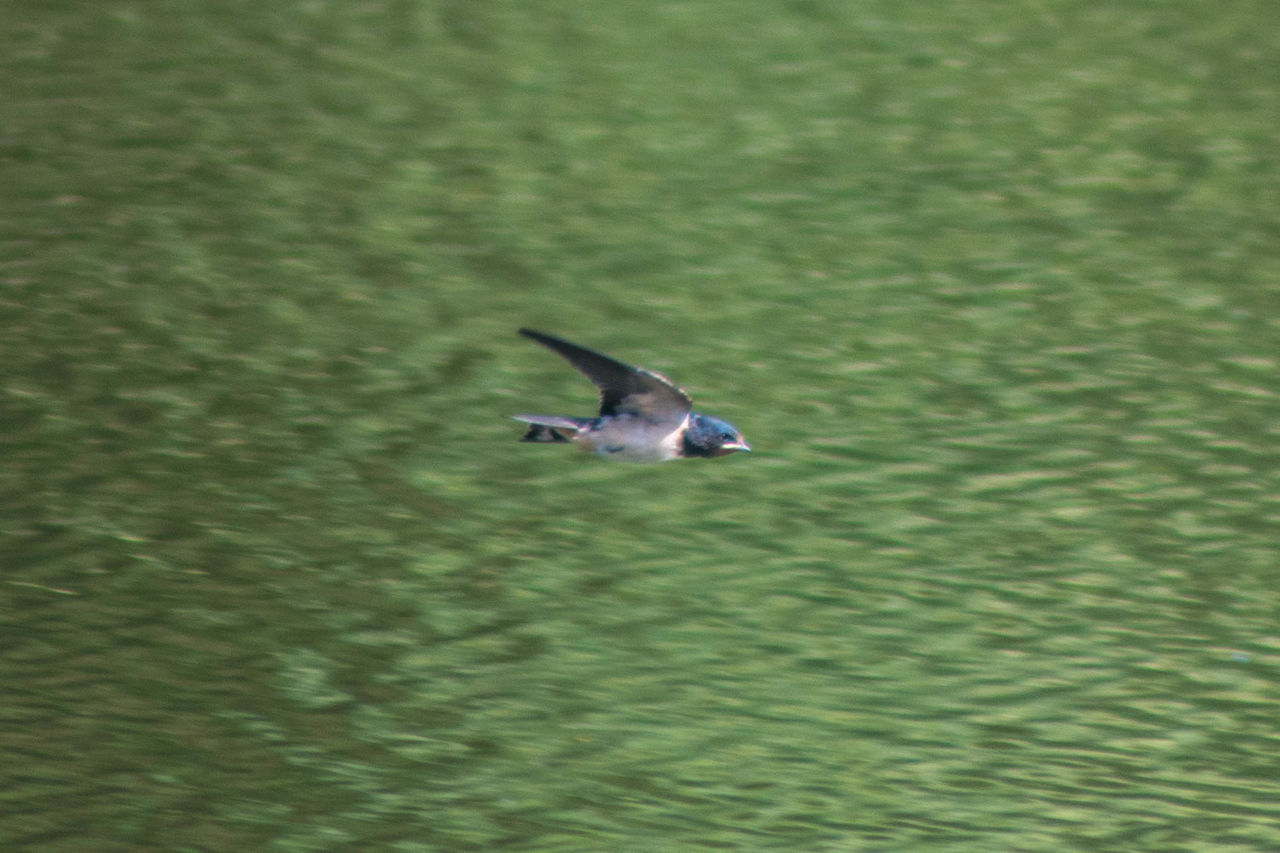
[512,414,592,443]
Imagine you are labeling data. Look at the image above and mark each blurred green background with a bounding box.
[5,1,1280,850]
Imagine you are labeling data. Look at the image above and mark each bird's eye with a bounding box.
[721,432,734,442]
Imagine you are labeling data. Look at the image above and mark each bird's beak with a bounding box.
[721,439,751,453]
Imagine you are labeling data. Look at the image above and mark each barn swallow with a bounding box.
[513,328,750,462]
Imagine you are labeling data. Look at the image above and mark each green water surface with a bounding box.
[4,2,1280,850]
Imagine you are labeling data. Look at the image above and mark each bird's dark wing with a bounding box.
[519,328,692,420]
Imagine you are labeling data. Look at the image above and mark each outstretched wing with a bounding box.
[518,328,692,421]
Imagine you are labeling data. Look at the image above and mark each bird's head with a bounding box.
[682,414,751,458]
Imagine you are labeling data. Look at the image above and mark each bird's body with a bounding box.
[516,412,687,462]
[513,328,750,463]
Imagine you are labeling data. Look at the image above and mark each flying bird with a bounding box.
[513,328,750,463]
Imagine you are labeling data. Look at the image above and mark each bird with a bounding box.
[512,328,751,463]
